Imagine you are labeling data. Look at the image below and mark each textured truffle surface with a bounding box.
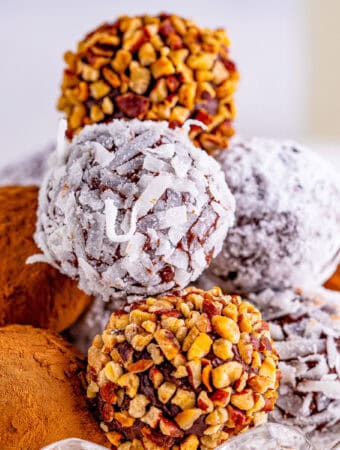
[0,186,91,332]
[205,138,340,293]
[34,120,235,303]
[87,286,279,449]
[57,14,238,153]
[249,287,340,447]
[0,325,108,450]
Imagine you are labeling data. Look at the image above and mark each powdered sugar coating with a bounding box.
[205,138,340,293]
[249,287,340,446]
[34,119,235,303]
[0,145,53,187]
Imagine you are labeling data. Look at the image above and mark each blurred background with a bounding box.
[1,0,339,166]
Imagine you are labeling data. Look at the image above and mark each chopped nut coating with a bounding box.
[58,14,238,153]
[87,287,279,449]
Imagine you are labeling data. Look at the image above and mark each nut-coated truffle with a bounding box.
[57,13,238,153]
[86,286,280,449]
[33,120,235,303]
[0,325,108,450]
[203,138,340,294]
[0,186,91,332]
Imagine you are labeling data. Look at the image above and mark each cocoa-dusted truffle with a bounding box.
[203,138,340,294]
[249,287,340,448]
[33,120,235,303]
[57,13,238,153]
[0,325,108,449]
[86,286,280,449]
[0,186,91,332]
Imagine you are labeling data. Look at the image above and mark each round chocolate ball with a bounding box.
[0,185,91,332]
[249,287,340,448]
[203,138,340,293]
[57,13,238,154]
[86,286,280,449]
[0,325,108,449]
[34,120,235,303]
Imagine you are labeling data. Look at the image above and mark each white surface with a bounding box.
[1,0,310,164]
[0,1,339,169]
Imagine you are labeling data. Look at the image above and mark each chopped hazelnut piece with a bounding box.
[172,388,196,410]
[175,408,202,430]
[158,381,177,403]
[187,332,212,360]
[212,315,240,343]
[154,329,180,360]
[212,362,243,389]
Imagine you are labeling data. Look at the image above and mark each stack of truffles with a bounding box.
[0,12,339,450]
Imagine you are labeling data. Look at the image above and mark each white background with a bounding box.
[0,0,339,166]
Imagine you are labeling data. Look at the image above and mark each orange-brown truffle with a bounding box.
[0,325,108,450]
[57,13,239,154]
[0,186,91,332]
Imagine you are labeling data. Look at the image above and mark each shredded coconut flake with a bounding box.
[249,287,340,441]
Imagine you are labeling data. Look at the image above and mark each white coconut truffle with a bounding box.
[204,138,340,293]
[33,119,235,303]
[249,287,340,448]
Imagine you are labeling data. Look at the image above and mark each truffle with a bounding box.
[0,145,53,187]
[57,13,238,153]
[42,439,107,450]
[33,120,235,303]
[249,287,340,448]
[0,186,91,332]
[219,423,313,450]
[0,325,108,450]
[86,286,280,449]
[203,138,340,293]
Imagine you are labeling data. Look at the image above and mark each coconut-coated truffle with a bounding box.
[57,13,238,153]
[86,286,280,450]
[0,325,108,450]
[0,186,91,332]
[33,120,235,303]
[204,138,340,294]
[249,287,340,448]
